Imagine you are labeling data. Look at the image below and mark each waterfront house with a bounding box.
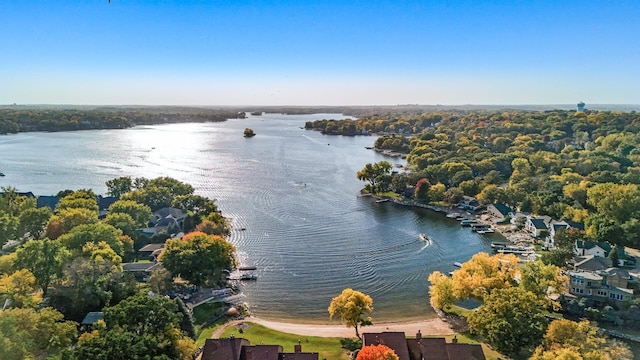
[567,268,637,306]
[459,196,482,212]
[574,240,611,258]
[201,338,318,360]
[363,331,486,360]
[525,216,548,238]
[486,203,512,222]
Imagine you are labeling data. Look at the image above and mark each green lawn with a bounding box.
[192,302,228,346]
[219,322,349,360]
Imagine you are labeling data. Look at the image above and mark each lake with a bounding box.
[0,113,497,322]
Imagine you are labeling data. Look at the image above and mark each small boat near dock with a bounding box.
[238,266,257,271]
[460,219,477,227]
[471,224,490,232]
[477,228,495,234]
[453,262,463,268]
[375,198,389,203]
[446,212,461,219]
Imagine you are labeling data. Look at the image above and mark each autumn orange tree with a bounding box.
[356,344,399,360]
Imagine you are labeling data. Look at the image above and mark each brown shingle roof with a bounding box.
[363,332,410,360]
[202,338,250,360]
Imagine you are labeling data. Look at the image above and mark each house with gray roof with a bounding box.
[574,240,611,258]
[486,203,512,222]
[567,268,637,306]
[525,216,548,237]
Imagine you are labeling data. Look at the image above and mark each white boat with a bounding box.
[453,262,463,268]
[419,233,428,241]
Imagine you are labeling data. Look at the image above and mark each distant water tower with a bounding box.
[577,101,585,112]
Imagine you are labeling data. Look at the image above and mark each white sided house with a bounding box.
[574,240,612,258]
[525,216,548,238]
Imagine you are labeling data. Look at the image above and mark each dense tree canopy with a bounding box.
[15,238,70,296]
[451,252,519,301]
[343,109,640,247]
[0,307,77,360]
[357,161,393,194]
[530,319,632,360]
[468,287,548,357]
[160,232,237,287]
[72,293,196,360]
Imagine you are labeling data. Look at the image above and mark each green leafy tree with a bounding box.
[48,256,123,321]
[105,176,133,197]
[608,244,620,267]
[171,194,219,217]
[57,189,99,213]
[468,287,547,357]
[0,213,19,247]
[18,207,52,239]
[0,307,77,360]
[175,297,196,340]
[587,183,640,224]
[519,261,566,308]
[160,232,237,287]
[55,207,99,233]
[541,248,574,268]
[15,238,70,296]
[107,199,151,227]
[74,293,196,360]
[357,161,393,194]
[122,185,173,211]
[328,288,373,340]
[103,212,137,237]
[553,228,584,251]
[0,187,36,216]
[58,223,132,258]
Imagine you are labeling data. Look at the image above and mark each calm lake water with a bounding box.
[0,113,497,322]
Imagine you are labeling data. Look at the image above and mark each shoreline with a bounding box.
[371,194,534,246]
[215,316,455,338]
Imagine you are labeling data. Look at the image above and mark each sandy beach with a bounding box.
[213,316,454,338]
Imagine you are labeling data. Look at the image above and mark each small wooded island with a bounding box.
[243,128,256,137]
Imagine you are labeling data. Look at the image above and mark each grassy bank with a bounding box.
[220,322,349,360]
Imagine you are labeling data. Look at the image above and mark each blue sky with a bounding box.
[1,0,638,105]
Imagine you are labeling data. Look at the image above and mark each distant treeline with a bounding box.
[304,111,443,136]
[0,107,245,134]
